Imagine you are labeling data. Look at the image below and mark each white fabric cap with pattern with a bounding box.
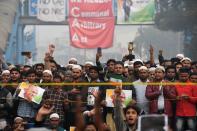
[85,61,94,66]
[14,117,23,122]
[139,66,148,71]
[124,63,129,67]
[49,113,60,119]
[69,58,77,62]
[66,64,74,67]
[43,70,53,77]
[176,54,184,59]
[134,59,143,64]
[149,67,156,72]
[1,70,10,75]
[156,66,165,72]
[180,57,192,63]
[72,64,82,70]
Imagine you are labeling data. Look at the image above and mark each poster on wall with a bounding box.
[117,0,155,24]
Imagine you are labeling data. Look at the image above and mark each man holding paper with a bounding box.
[105,61,136,131]
[17,69,40,123]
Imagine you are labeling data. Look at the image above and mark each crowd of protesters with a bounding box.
[0,44,196,131]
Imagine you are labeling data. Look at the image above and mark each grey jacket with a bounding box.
[114,99,137,131]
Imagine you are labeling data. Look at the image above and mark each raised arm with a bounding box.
[75,96,85,131]
[35,102,54,122]
[113,87,126,131]
[158,50,164,65]
[149,45,155,66]
[96,52,103,71]
[93,91,108,131]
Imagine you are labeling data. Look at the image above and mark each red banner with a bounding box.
[68,0,115,48]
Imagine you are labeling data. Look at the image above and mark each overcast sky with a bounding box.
[34,25,183,65]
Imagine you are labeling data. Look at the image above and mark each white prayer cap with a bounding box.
[134,59,143,65]
[72,64,82,70]
[8,65,15,70]
[49,113,60,119]
[14,117,23,122]
[128,64,133,68]
[180,57,192,63]
[66,64,74,67]
[129,61,134,65]
[69,58,77,62]
[149,67,156,72]
[124,60,129,64]
[156,65,165,72]
[43,70,53,77]
[68,64,74,66]
[139,66,148,71]
[128,61,134,68]
[176,54,184,60]
[124,63,129,67]
[85,61,94,66]
[1,70,10,75]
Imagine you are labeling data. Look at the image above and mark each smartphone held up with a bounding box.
[97,47,102,55]
[128,42,134,51]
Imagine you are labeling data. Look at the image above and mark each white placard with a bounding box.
[106,89,132,107]
[18,82,45,104]
[87,86,99,106]
[37,0,66,22]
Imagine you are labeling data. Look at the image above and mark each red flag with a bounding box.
[68,0,115,48]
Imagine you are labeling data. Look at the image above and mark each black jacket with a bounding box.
[0,87,13,118]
